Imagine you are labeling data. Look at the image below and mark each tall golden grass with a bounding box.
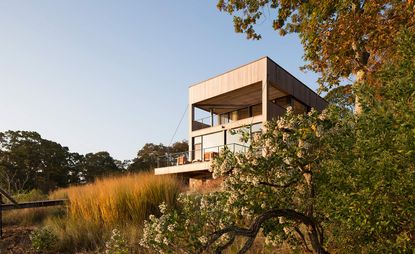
[46,171,183,252]
[51,172,182,226]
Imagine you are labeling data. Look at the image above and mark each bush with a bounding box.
[30,227,58,253]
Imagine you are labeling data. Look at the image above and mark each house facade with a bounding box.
[155,57,327,181]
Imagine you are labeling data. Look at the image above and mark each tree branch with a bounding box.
[294,226,312,253]
[204,209,329,254]
[214,233,235,254]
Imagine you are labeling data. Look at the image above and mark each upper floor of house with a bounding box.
[189,57,327,135]
[155,57,327,177]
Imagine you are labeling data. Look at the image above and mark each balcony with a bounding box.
[154,143,248,175]
[192,103,262,131]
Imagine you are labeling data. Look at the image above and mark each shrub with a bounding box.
[30,227,58,253]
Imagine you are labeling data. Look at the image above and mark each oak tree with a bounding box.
[217,0,415,112]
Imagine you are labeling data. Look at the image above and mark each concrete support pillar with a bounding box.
[210,109,214,126]
[189,105,194,160]
[262,78,269,122]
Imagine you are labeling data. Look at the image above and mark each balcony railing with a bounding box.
[156,143,248,168]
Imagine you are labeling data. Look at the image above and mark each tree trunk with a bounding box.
[354,70,365,115]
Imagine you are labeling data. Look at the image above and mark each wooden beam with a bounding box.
[1,199,67,211]
[195,104,251,108]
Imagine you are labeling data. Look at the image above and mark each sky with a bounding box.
[0,1,320,161]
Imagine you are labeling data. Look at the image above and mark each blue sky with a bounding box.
[0,1,320,160]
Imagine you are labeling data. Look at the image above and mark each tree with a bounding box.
[128,141,188,172]
[82,151,121,183]
[0,131,75,193]
[66,152,86,185]
[317,30,415,253]
[170,141,189,154]
[324,85,354,111]
[216,0,415,112]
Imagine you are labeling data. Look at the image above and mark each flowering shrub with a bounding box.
[105,229,129,254]
[140,194,238,253]
[141,107,337,253]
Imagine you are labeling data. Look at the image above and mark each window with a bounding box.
[202,132,224,152]
[251,123,262,134]
[227,127,250,153]
[192,136,202,161]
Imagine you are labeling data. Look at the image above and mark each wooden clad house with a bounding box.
[154,57,327,183]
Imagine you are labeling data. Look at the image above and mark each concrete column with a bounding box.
[189,104,194,161]
[210,109,214,126]
[262,78,269,122]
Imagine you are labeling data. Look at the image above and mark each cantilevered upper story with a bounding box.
[155,57,327,178]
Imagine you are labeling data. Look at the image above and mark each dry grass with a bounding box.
[51,172,181,225]
[46,172,183,252]
[2,189,64,226]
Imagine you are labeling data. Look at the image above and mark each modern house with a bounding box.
[155,57,327,182]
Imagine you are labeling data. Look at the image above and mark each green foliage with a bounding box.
[83,151,121,182]
[324,85,354,111]
[0,131,186,193]
[128,141,188,172]
[318,30,415,253]
[0,131,78,192]
[30,227,58,253]
[0,130,126,193]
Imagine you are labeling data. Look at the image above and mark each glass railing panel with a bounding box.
[156,143,250,168]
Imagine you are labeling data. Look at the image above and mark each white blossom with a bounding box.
[159,202,167,214]
[198,236,208,244]
[167,224,175,232]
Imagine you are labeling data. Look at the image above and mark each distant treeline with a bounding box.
[0,130,187,194]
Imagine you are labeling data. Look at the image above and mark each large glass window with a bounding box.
[192,136,202,161]
[226,127,250,153]
[202,132,224,152]
[251,123,262,134]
